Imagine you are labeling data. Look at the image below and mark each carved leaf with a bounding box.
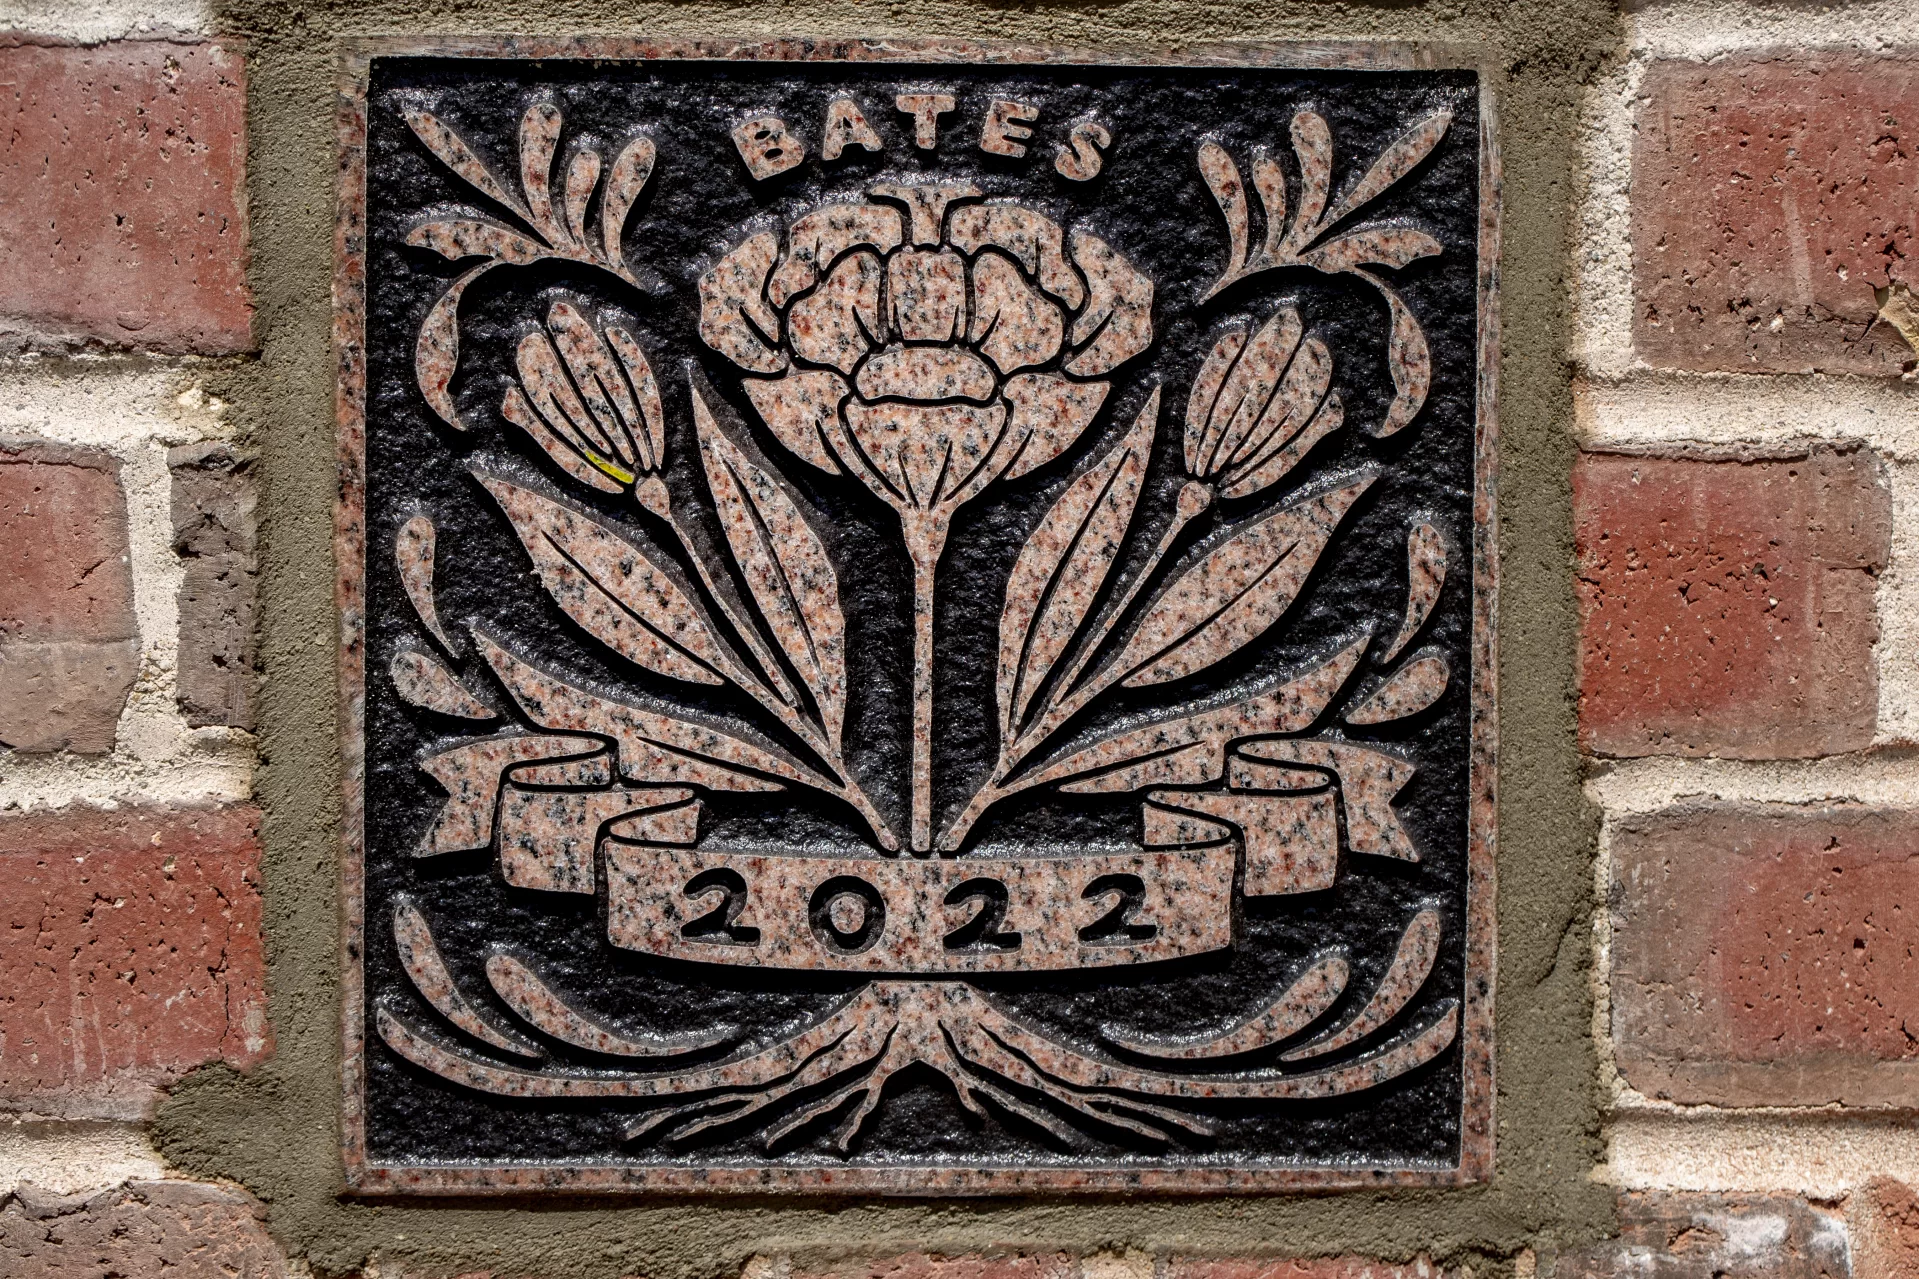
[1281,111,1334,255]
[563,148,602,250]
[1301,227,1442,275]
[476,628,813,793]
[1106,473,1376,688]
[414,261,496,429]
[692,385,848,747]
[1322,108,1454,230]
[1252,150,1288,261]
[477,473,731,687]
[1024,634,1368,794]
[1197,141,1249,278]
[998,392,1156,737]
[599,136,656,271]
[1382,522,1446,662]
[1346,650,1449,724]
[1373,279,1432,437]
[519,103,565,246]
[403,109,528,220]
[405,219,548,265]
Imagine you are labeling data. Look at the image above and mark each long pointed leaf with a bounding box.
[1302,227,1443,275]
[1025,634,1368,794]
[478,472,731,687]
[691,384,848,747]
[998,392,1156,737]
[1108,472,1376,688]
[1323,108,1454,230]
[475,629,811,793]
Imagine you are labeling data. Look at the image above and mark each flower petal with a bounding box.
[1204,307,1303,476]
[766,204,903,306]
[546,302,640,469]
[844,400,1007,508]
[604,327,666,473]
[1225,333,1332,475]
[855,345,997,404]
[887,248,966,343]
[698,232,786,374]
[1000,373,1110,481]
[787,250,882,375]
[743,370,847,473]
[1065,231,1154,377]
[1185,324,1249,475]
[971,249,1064,375]
[948,204,1085,309]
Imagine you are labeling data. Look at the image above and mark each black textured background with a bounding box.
[360,56,1481,1175]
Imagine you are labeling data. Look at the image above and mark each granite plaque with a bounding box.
[336,39,1497,1193]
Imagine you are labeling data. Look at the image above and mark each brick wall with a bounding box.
[0,11,274,1274]
[5,0,1919,1276]
[1573,4,1919,1275]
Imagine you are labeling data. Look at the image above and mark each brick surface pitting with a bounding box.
[170,442,257,729]
[1633,54,1919,375]
[1610,804,1919,1108]
[0,1180,286,1279]
[1557,1191,1850,1278]
[0,440,138,754]
[1575,449,1889,759]
[0,41,250,355]
[0,804,270,1117]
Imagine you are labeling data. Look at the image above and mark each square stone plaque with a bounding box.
[336,38,1496,1194]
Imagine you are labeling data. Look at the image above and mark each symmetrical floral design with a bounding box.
[699,182,1153,849]
[382,96,1467,1155]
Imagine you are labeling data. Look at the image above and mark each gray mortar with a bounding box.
[153,0,1619,1274]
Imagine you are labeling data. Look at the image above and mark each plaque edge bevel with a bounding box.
[333,35,1501,1197]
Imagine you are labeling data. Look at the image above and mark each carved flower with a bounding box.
[697,182,1153,531]
[502,300,667,504]
[697,180,1155,852]
[1184,306,1343,500]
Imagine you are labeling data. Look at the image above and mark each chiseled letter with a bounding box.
[980,98,1040,158]
[732,115,805,180]
[894,92,957,150]
[1054,120,1111,181]
[821,95,884,160]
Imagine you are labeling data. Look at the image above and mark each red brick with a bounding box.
[1558,1192,1850,1278]
[0,1180,285,1278]
[0,40,250,355]
[1168,1259,1450,1279]
[0,440,138,754]
[1853,1179,1919,1279]
[0,804,269,1117]
[1610,804,1919,1107]
[1633,54,1919,375]
[1575,449,1888,759]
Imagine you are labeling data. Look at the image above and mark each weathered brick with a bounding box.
[1853,1179,1919,1279]
[0,40,250,355]
[1633,54,1919,375]
[1558,1192,1849,1278]
[1575,450,1888,759]
[1611,804,1919,1107]
[1168,1259,1450,1279]
[0,1180,285,1278]
[0,440,138,754]
[0,804,269,1117]
[169,442,256,729]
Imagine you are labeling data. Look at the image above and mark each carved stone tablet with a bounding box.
[337,39,1496,1194]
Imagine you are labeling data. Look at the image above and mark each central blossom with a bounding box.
[699,180,1154,850]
